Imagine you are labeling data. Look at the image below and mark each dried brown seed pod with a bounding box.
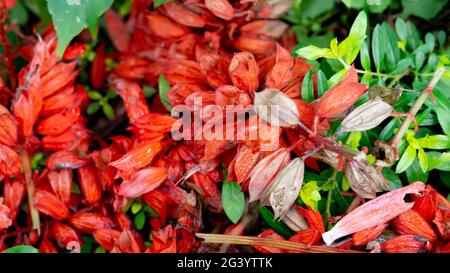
[344,159,385,199]
[339,97,393,134]
[254,88,300,127]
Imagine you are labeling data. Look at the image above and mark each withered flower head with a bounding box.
[281,207,309,232]
[368,85,403,106]
[312,149,340,169]
[260,158,305,220]
[322,182,425,245]
[254,88,300,127]
[339,97,393,134]
[344,158,385,199]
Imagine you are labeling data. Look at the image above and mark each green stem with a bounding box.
[21,151,40,235]
[324,171,338,228]
[390,68,445,152]
[388,68,410,88]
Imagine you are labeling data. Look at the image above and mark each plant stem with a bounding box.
[387,68,410,88]
[325,171,338,227]
[20,151,40,235]
[390,68,445,154]
[196,233,362,253]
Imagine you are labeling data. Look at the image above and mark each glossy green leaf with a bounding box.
[87,91,102,100]
[47,0,113,57]
[131,202,142,214]
[372,24,385,72]
[317,70,328,97]
[395,18,408,42]
[390,58,412,74]
[406,158,428,183]
[86,102,100,115]
[419,135,450,150]
[396,145,417,173]
[259,207,293,238]
[382,167,403,190]
[360,42,371,71]
[382,22,399,67]
[134,211,146,230]
[379,118,399,141]
[102,103,115,120]
[300,181,321,211]
[301,70,314,103]
[2,245,38,253]
[158,74,172,111]
[295,46,335,60]
[401,0,447,20]
[154,0,171,8]
[415,51,425,70]
[417,148,428,173]
[222,182,245,224]
[327,68,347,88]
[9,0,29,25]
[427,151,450,171]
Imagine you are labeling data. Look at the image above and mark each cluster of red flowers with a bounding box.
[0,0,449,253]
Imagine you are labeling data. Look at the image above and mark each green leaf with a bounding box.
[341,0,365,9]
[2,245,38,253]
[406,158,428,183]
[372,24,385,72]
[158,74,172,111]
[87,91,102,100]
[259,207,293,238]
[401,0,447,20]
[294,0,335,19]
[349,11,367,36]
[419,135,450,150]
[95,247,106,253]
[24,0,51,31]
[346,131,361,149]
[9,0,29,25]
[338,34,365,64]
[295,46,335,60]
[86,102,100,115]
[341,176,350,191]
[425,33,436,52]
[105,90,117,100]
[301,70,314,103]
[300,181,322,211]
[327,68,347,88]
[382,22,399,67]
[427,151,450,171]
[366,0,391,13]
[134,211,146,230]
[143,86,156,98]
[317,70,328,97]
[396,145,417,173]
[390,58,412,74]
[379,118,399,141]
[338,11,367,64]
[154,0,171,8]
[360,42,371,71]
[131,202,142,214]
[47,0,113,58]
[102,102,115,120]
[395,18,408,41]
[417,148,429,173]
[435,108,450,136]
[415,51,425,70]
[222,182,245,224]
[382,168,403,190]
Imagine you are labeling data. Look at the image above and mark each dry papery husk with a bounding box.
[254,88,300,127]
